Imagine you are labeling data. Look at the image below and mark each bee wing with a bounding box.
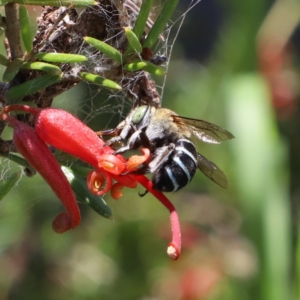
[197,153,228,188]
[172,115,234,144]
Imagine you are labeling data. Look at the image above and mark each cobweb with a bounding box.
[49,0,203,127]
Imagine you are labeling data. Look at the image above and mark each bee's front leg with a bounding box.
[105,136,124,147]
[114,130,151,154]
[97,128,124,149]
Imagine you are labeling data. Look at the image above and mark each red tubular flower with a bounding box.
[29,106,139,192]
[87,170,113,196]
[5,105,111,166]
[5,105,130,170]
[4,105,182,260]
[86,170,138,197]
[5,104,138,192]
[98,154,125,174]
[2,114,81,233]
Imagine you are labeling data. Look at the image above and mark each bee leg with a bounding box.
[97,128,124,149]
[105,136,123,146]
[99,123,135,149]
[148,144,175,173]
[121,163,148,175]
[138,130,151,148]
[114,130,151,154]
[96,128,118,137]
[138,190,149,197]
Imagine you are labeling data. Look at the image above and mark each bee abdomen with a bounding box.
[152,139,197,192]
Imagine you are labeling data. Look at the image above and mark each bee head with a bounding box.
[131,105,153,130]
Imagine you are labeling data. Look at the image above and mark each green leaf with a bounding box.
[226,74,290,300]
[84,36,122,64]
[6,73,62,99]
[143,0,179,49]
[296,225,300,300]
[80,72,121,90]
[0,171,22,201]
[12,0,96,7]
[35,52,88,63]
[133,0,153,39]
[124,60,165,75]
[0,0,9,5]
[0,54,8,66]
[62,166,113,219]
[19,5,33,52]
[2,58,24,82]
[22,61,62,75]
[124,27,143,55]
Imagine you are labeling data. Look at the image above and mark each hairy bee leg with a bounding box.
[114,130,151,154]
[96,128,118,136]
[97,128,124,149]
[105,136,123,146]
[148,144,175,173]
[139,131,151,148]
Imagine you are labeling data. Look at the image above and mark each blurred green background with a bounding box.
[0,0,300,299]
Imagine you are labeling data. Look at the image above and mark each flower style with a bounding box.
[2,104,181,260]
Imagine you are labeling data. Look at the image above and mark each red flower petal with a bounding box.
[98,154,125,175]
[110,183,124,200]
[87,170,113,196]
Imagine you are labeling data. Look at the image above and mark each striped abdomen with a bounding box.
[152,139,198,192]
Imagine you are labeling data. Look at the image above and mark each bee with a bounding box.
[98,105,234,192]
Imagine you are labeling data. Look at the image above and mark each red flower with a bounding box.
[3,105,182,259]
[1,114,80,233]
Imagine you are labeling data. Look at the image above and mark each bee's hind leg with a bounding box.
[148,144,175,173]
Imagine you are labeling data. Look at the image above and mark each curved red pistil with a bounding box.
[132,174,182,260]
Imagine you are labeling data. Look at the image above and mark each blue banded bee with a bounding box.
[99,105,234,192]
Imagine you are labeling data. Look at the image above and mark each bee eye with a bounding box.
[132,106,148,124]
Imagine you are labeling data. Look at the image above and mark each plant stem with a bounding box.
[5,3,23,59]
